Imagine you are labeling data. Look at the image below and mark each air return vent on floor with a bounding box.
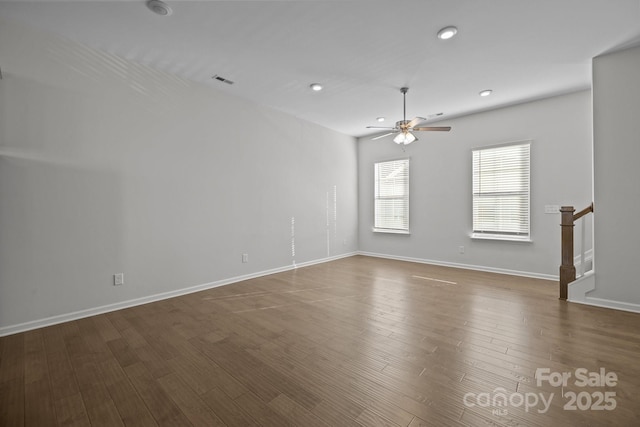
[212,75,234,85]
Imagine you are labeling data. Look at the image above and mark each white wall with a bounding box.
[589,45,640,309]
[358,91,593,279]
[0,20,358,333]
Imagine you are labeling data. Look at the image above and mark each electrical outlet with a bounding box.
[114,273,124,286]
[242,253,249,263]
[458,246,465,254]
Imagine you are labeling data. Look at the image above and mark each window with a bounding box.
[374,158,409,233]
[472,142,530,241]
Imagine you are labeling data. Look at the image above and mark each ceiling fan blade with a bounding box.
[406,117,427,129]
[413,126,452,132]
[371,132,396,141]
[366,126,397,130]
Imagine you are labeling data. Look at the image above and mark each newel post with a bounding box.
[559,206,576,300]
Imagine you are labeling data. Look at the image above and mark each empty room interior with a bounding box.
[1,1,640,426]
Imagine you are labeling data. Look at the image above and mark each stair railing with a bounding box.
[559,203,594,300]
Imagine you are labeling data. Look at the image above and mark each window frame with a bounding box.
[471,141,532,242]
[373,157,410,234]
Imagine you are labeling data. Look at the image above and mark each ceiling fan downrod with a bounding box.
[401,87,408,124]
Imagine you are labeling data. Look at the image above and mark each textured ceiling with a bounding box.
[1,0,640,138]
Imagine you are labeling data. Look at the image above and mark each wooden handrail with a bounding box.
[573,203,594,222]
[559,203,594,300]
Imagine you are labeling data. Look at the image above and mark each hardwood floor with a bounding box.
[2,255,640,426]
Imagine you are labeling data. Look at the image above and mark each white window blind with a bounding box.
[472,142,530,240]
[374,158,409,233]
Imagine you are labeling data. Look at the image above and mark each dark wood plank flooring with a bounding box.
[1,255,640,426]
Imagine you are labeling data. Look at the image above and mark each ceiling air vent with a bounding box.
[212,75,234,85]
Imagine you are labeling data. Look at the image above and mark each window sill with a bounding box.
[471,233,532,243]
[373,228,411,235]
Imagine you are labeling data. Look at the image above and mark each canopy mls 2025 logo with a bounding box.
[463,367,618,416]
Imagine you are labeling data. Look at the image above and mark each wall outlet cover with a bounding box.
[114,273,124,286]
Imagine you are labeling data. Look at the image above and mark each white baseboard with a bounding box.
[0,252,357,337]
[357,251,558,281]
[567,271,640,313]
[571,296,640,314]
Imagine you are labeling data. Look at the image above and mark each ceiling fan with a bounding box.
[367,87,451,145]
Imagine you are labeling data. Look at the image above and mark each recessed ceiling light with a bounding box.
[310,83,323,91]
[377,117,385,122]
[479,89,493,97]
[146,0,172,16]
[437,26,458,40]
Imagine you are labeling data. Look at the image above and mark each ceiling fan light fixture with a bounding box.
[437,26,458,40]
[393,132,416,145]
[146,0,173,16]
